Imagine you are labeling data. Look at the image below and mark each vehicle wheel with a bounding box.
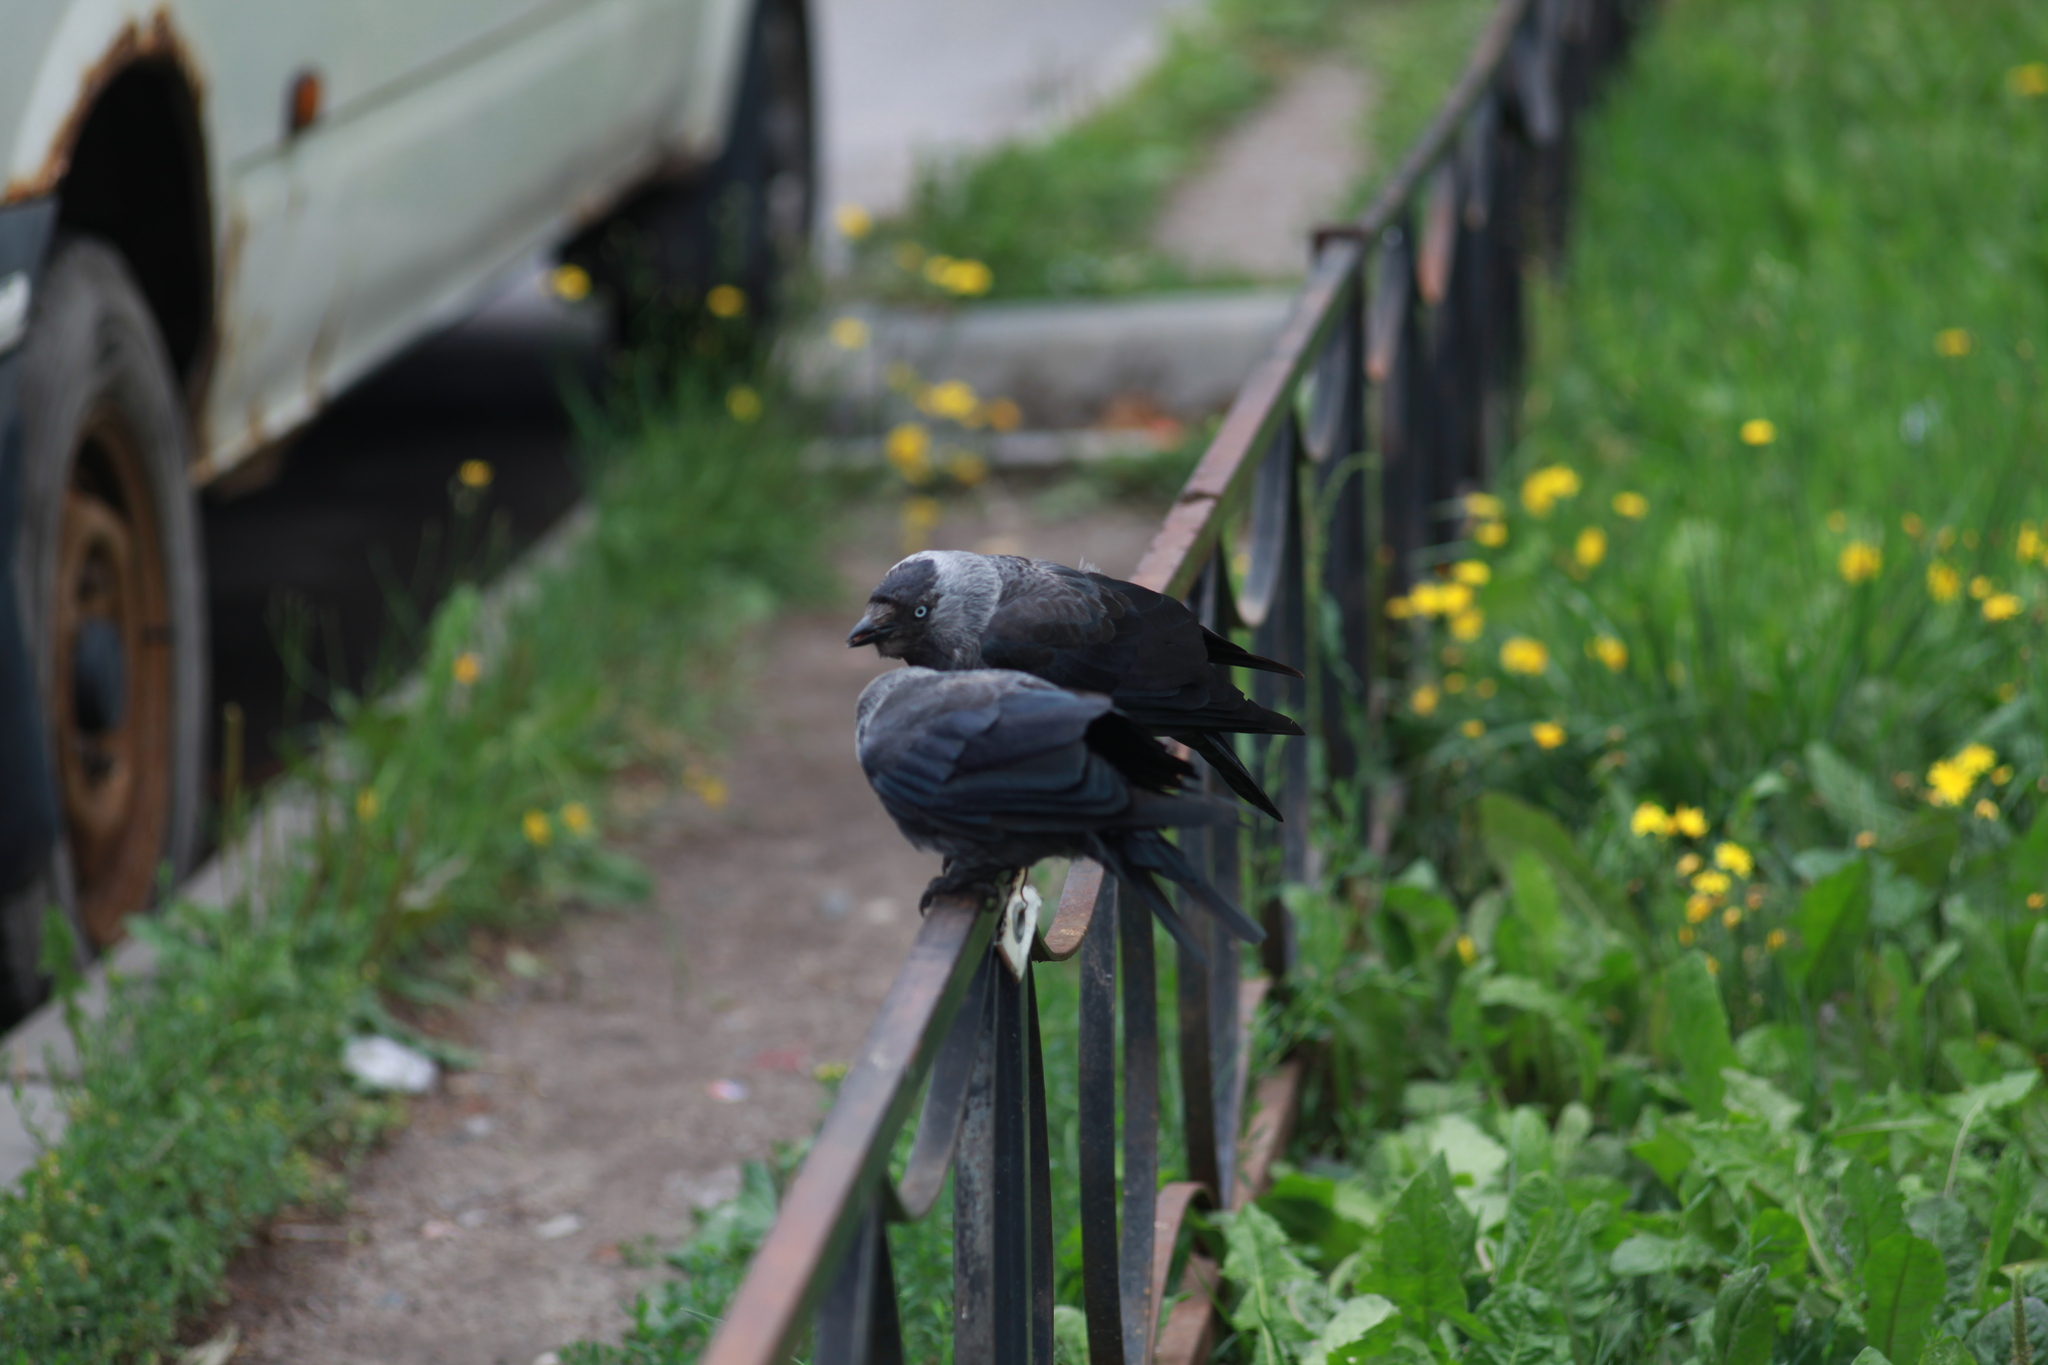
[583,0,815,335]
[0,237,207,1014]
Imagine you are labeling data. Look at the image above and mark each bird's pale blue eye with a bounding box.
[915,606,929,618]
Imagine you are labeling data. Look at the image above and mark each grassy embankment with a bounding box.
[0,341,835,1361]
[577,2,2048,1364]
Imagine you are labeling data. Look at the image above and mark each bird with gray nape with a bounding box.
[846,551,1303,821]
[855,666,1264,960]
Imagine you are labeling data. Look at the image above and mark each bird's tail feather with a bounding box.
[1181,732,1283,822]
[1204,630,1305,680]
[1096,833,1266,955]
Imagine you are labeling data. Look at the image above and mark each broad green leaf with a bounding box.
[2023,922,2048,1003]
[1313,1295,1401,1365]
[1975,1148,2028,1309]
[1864,1234,1945,1365]
[1471,1283,1573,1365]
[1850,1351,1893,1365]
[1506,849,1567,980]
[1963,1298,2048,1365]
[1708,1265,1777,1365]
[1631,1122,1695,1191]
[1784,859,1871,999]
[1665,954,1737,1114]
[1363,1156,1486,1337]
[1610,1232,1720,1276]
[1806,741,1910,841]
[1956,912,2030,1044]
[1939,1070,2039,1123]
[1222,1203,1325,1363]
[1417,1113,1509,1193]
[1505,1106,1552,1181]
[1840,1162,1905,1272]
[1722,1068,1804,1132]
[1878,813,1960,888]
[1478,792,1642,950]
[1749,1208,1808,1282]
[1383,883,1461,960]
[2005,809,2048,906]
[1916,1334,1970,1365]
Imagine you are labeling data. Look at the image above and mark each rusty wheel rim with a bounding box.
[51,408,173,946]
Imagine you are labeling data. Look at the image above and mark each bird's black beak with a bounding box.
[847,608,894,648]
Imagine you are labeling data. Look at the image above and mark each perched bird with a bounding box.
[855,666,1264,959]
[846,551,1303,820]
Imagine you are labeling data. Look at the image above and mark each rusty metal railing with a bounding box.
[704,0,1636,1359]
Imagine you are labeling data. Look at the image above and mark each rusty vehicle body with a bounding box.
[0,0,814,1015]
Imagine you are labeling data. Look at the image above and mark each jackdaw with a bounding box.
[855,666,1264,958]
[846,551,1303,820]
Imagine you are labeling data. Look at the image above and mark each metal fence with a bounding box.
[704,0,1636,1359]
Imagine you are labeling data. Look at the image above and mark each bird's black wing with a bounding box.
[979,562,1129,691]
[1088,573,1303,680]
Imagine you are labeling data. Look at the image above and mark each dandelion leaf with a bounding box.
[1471,1283,1572,1365]
[1362,1155,1487,1337]
[1313,1295,1402,1365]
[1784,858,1870,1000]
[1864,1233,1945,1365]
[1665,953,1737,1114]
[1805,741,1910,842]
[1706,1264,1777,1365]
[1223,1202,1326,1361]
[1477,792,1641,951]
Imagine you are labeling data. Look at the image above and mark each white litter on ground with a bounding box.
[342,1036,439,1094]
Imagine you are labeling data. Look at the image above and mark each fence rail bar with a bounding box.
[702,0,1637,1356]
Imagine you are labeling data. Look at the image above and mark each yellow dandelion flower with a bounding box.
[1673,805,1708,839]
[2011,62,2048,96]
[1722,906,1743,929]
[1855,830,1877,849]
[938,259,994,296]
[1456,934,1478,966]
[1465,492,1505,519]
[1765,928,1788,952]
[1613,491,1649,519]
[1994,765,2014,785]
[562,802,592,836]
[355,788,379,822]
[1927,561,1961,603]
[924,380,978,421]
[1386,595,1414,620]
[1500,636,1549,675]
[1902,513,1924,538]
[1460,718,1486,738]
[1631,802,1673,838]
[1591,635,1628,672]
[452,651,482,686]
[1703,955,1721,977]
[1714,842,1754,878]
[1838,540,1881,584]
[1956,743,1997,777]
[945,451,989,487]
[1926,758,1974,806]
[1520,465,1582,516]
[548,263,592,302]
[1475,521,1509,547]
[1984,592,2025,622]
[1974,798,2000,821]
[1677,854,1703,878]
[688,773,730,809]
[1411,684,1441,717]
[1971,575,1995,600]
[813,1061,850,1083]
[457,459,494,489]
[885,423,933,483]
[1444,672,1468,694]
[834,203,874,239]
[829,316,871,350]
[985,397,1023,432]
[1474,678,1498,699]
[2018,525,2044,563]
[2030,892,2048,911]
[1934,328,1972,358]
[706,285,747,318]
[1532,721,1567,750]
[726,385,763,422]
[1452,560,1491,586]
[1450,609,1486,641]
[522,810,552,847]
[1739,419,1776,446]
[1692,870,1732,897]
[1678,926,1696,946]
[1574,526,1608,568]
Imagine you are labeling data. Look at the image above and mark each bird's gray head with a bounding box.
[846,551,1001,669]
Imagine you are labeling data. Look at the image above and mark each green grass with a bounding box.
[857,0,1494,300]
[0,369,832,1362]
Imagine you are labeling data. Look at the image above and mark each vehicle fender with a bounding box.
[0,196,59,897]
[663,0,781,169]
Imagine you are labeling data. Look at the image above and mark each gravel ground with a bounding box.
[209,491,1163,1365]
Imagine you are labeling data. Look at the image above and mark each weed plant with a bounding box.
[0,373,829,1361]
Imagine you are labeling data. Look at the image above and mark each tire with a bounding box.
[0,237,207,1016]
[582,0,816,337]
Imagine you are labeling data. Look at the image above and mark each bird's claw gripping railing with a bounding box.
[705,0,1635,1359]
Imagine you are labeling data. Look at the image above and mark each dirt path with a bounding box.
[215,492,1161,1365]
